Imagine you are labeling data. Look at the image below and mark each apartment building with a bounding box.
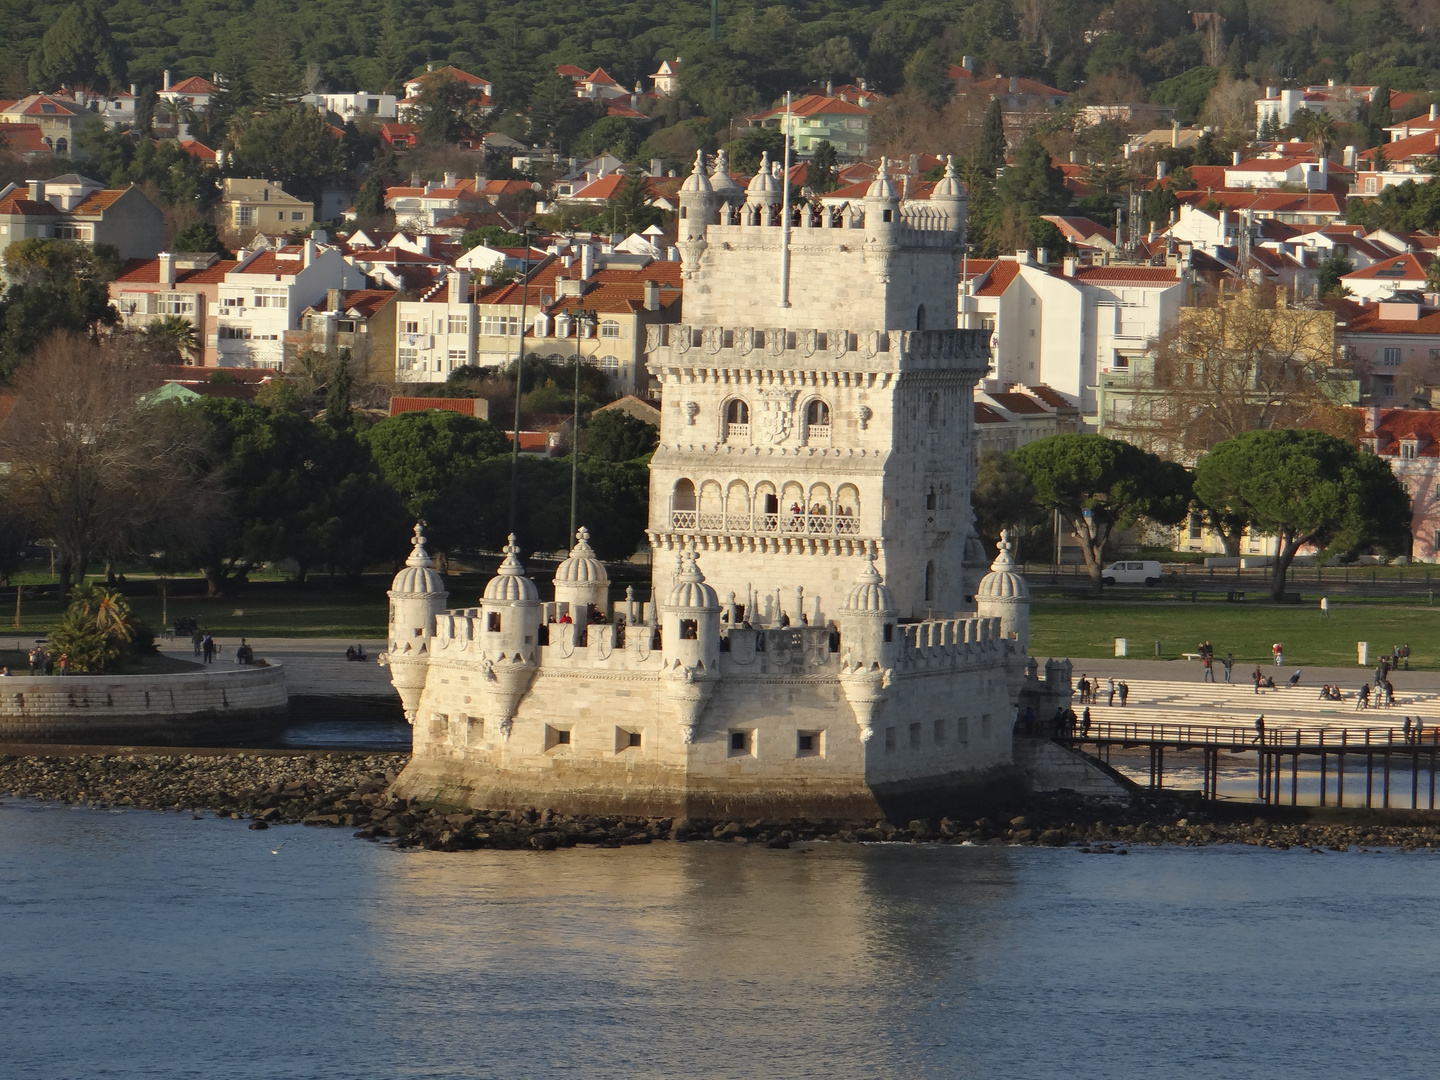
[220,179,314,233]
[0,175,163,262]
[286,288,400,380]
[110,250,237,365]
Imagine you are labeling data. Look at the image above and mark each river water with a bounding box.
[3,801,1439,1080]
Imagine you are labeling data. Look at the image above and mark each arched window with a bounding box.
[725,399,750,442]
[726,480,750,530]
[55,137,68,154]
[835,484,860,533]
[600,320,621,338]
[916,304,926,330]
[805,399,830,426]
[754,482,778,529]
[698,480,723,529]
[925,486,937,511]
[924,561,936,602]
[672,479,696,510]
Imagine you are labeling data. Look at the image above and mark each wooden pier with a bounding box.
[1069,720,1440,809]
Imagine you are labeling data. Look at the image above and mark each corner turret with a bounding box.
[928,154,968,241]
[743,151,782,225]
[836,557,898,741]
[478,535,542,737]
[660,550,722,742]
[975,529,1031,651]
[709,148,745,208]
[385,523,448,724]
[863,158,901,283]
[677,149,718,278]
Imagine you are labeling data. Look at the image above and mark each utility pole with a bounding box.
[779,90,792,308]
[711,0,719,42]
[569,309,597,540]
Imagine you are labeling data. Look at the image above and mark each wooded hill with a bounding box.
[5,1,1440,112]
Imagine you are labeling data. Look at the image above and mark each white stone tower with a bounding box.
[660,549,722,743]
[385,524,448,724]
[646,151,986,620]
[836,556,900,743]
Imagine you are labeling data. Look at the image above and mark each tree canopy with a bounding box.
[1194,429,1412,599]
[1012,433,1191,589]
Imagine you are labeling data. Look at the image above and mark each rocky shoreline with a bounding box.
[2,752,1439,852]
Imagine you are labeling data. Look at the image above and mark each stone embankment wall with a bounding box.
[0,665,288,745]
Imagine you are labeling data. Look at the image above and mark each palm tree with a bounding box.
[1425,256,1440,294]
[1293,108,1338,158]
[147,315,198,364]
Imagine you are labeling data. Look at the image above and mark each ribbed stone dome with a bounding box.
[929,155,966,200]
[679,149,713,193]
[865,159,898,200]
[746,152,779,196]
[845,556,896,613]
[554,526,609,586]
[709,149,744,202]
[483,534,540,603]
[977,530,1031,600]
[666,551,719,609]
[390,523,446,595]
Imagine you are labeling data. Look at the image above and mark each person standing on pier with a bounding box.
[1357,683,1371,710]
[1203,653,1215,682]
[1118,681,1130,707]
[1222,653,1234,683]
[1253,666,1263,693]
[1403,716,1413,743]
[1108,677,1116,706]
[1252,715,1265,743]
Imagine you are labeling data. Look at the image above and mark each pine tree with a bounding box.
[372,0,409,95]
[994,135,1070,215]
[353,171,387,220]
[29,1,126,92]
[976,98,1006,177]
[326,350,353,430]
[249,1,301,107]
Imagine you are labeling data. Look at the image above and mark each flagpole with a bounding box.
[779,90,792,309]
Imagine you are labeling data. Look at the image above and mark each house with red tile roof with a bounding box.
[158,72,217,111]
[1332,297,1440,402]
[0,175,163,261]
[650,59,681,97]
[383,174,497,227]
[1256,83,1410,132]
[973,385,1083,456]
[0,94,84,153]
[961,251,1185,422]
[403,66,493,100]
[1339,253,1432,301]
[286,287,399,378]
[214,240,369,368]
[1040,215,1117,254]
[111,251,238,365]
[388,396,490,419]
[1171,188,1344,226]
[746,94,872,158]
[1359,406,1440,560]
[565,66,630,102]
[380,122,418,149]
[0,123,54,155]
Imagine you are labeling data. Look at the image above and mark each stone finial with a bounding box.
[679,148,713,193]
[931,154,966,200]
[993,528,1017,571]
[483,533,539,602]
[405,522,433,567]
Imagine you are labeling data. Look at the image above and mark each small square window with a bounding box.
[728,730,753,756]
[884,726,896,752]
[628,731,642,747]
[933,718,946,744]
[956,718,969,744]
[908,722,921,750]
[796,730,823,758]
[616,727,642,752]
[487,612,501,632]
[883,623,894,642]
[679,618,698,640]
[545,725,572,751]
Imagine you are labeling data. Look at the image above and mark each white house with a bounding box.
[961,253,1186,424]
[302,91,398,121]
[216,240,369,368]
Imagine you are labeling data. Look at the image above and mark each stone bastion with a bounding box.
[0,664,289,745]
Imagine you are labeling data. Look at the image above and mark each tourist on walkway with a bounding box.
[1383,680,1395,707]
[1118,681,1129,707]
[1222,653,1234,683]
[1253,666,1263,694]
[57,653,69,676]
[27,647,39,674]
[1272,642,1284,666]
[1252,715,1265,744]
[202,634,215,664]
[1288,669,1302,688]
[1404,716,1413,743]
[191,629,203,657]
[1082,706,1091,734]
[1107,678,1116,706]
[1203,654,1215,682]
[1357,683,1371,710]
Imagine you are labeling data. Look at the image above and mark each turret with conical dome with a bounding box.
[928,155,968,240]
[660,549,722,742]
[836,557,899,741]
[677,149,718,277]
[742,151,782,225]
[975,529,1031,650]
[553,526,610,631]
[385,524,449,724]
[478,534,542,737]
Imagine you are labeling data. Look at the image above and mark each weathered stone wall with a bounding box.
[391,631,1027,821]
[0,665,288,744]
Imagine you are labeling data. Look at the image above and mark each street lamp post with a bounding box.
[508,224,536,535]
[569,308,598,540]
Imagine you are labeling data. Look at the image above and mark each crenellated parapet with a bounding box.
[646,325,991,377]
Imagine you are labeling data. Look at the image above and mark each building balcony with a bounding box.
[669,510,861,536]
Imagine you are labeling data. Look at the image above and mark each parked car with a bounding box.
[1102,559,1162,586]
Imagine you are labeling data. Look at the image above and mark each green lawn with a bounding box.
[1029,598,1436,668]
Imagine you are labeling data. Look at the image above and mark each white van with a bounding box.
[1102,559,1163,586]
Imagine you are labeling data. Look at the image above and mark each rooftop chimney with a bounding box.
[158,252,175,287]
[1171,121,1179,148]
[1233,150,1242,165]
[1062,256,1076,277]
[303,237,316,267]
[1156,161,1168,179]
[961,56,973,72]
[1009,76,1018,95]
[327,287,342,315]
[130,83,137,97]
[1431,103,1439,122]
[163,69,171,91]
[449,269,470,304]
[650,157,663,177]
[1343,145,1356,167]
[643,279,660,310]
[1265,86,1276,99]
[443,171,457,188]
[579,244,595,281]
[26,180,43,202]
[1069,150,1077,164]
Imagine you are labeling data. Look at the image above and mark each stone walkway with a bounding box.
[1058,657,1440,692]
[157,636,391,698]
